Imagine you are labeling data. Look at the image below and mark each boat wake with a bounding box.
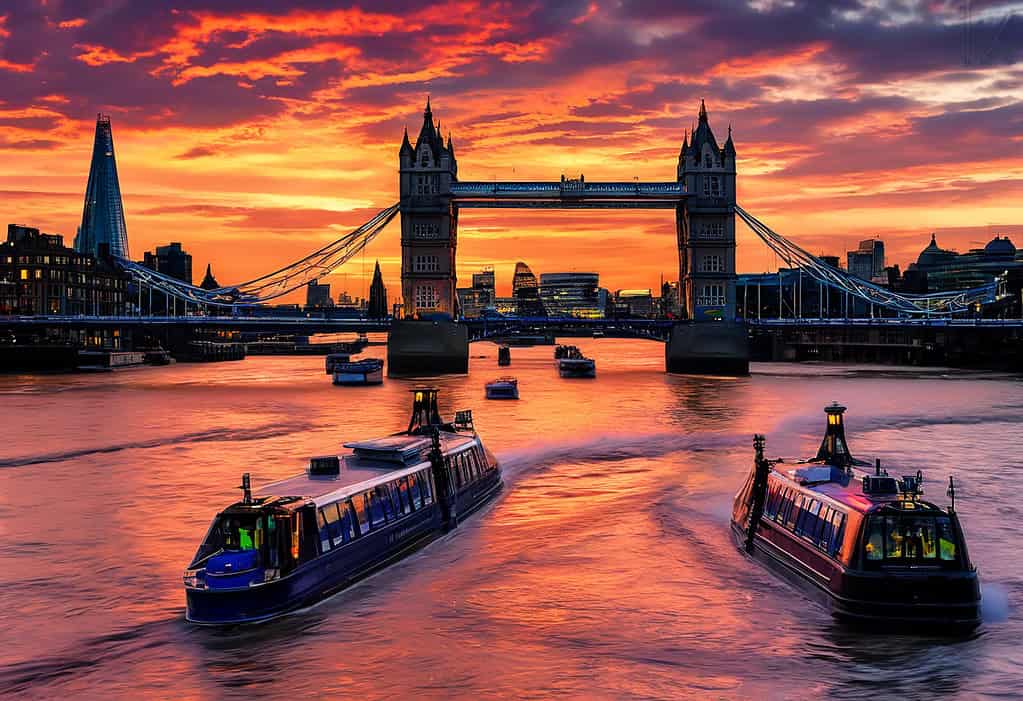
[981,582,1012,624]
[496,430,749,481]
[0,420,321,468]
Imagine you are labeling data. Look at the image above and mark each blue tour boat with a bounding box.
[183,389,503,624]
[332,357,384,385]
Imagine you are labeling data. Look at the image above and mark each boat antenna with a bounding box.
[408,387,443,433]
[239,473,252,505]
[947,475,956,513]
[814,403,856,468]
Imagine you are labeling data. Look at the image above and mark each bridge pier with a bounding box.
[665,322,750,375]
[387,319,468,376]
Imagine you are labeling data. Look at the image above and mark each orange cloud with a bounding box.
[74,43,152,66]
[58,18,87,29]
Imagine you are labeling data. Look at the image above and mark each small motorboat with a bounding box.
[485,377,519,399]
[325,352,351,374]
[497,346,511,366]
[333,358,384,385]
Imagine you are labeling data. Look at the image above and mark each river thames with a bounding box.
[0,339,1020,699]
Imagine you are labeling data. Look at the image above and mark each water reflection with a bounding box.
[0,342,1020,698]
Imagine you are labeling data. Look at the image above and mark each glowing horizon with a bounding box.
[1,1,1021,299]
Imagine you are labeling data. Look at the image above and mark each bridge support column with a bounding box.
[387,319,468,376]
[665,321,749,375]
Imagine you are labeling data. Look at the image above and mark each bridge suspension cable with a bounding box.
[735,205,1004,316]
[117,203,399,308]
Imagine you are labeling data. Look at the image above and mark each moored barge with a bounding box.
[731,404,980,629]
[184,389,502,624]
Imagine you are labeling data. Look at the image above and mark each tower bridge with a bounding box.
[21,100,1008,376]
[395,97,743,374]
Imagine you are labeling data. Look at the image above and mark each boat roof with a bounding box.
[770,460,944,515]
[258,431,478,507]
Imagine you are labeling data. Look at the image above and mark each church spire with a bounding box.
[698,99,708,123]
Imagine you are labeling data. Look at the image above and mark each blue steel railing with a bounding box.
[451,182,685,197]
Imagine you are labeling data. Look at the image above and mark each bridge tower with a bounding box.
[398,98,459,317]
[677,100,736,321]
[667,101,748,374]
[390,99,469,375]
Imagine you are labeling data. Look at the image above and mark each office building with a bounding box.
[539,272,602,318]
[76,114,130,259]
[1,224,128,315]
[143,242,192,284]
[306,280,333,308]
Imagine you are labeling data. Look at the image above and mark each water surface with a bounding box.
[0,340,1020,699]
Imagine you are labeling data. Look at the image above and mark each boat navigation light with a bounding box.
[408,387,443,433]
[814,403,856,468]
[239,472,252,505]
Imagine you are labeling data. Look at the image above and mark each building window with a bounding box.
[701,222,725,238]
[700,255,724,273]
[704,154,712,168]
[697,284,725,306]
[710,176,720,196]
[413,255,440,273]
[412,223,441,239]
[415,284,438,310]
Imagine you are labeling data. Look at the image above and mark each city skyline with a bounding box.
[0,3,1021,297]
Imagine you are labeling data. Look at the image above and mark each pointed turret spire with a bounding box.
[447,131,455,156]
[698,99,708,122]
[724,123,735,156]
[680,128,689,157]
[425,95,432,116]
[199,263,220,290]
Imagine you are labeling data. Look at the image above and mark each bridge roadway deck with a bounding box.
[449,181,688,209]
[4,315,1022,333]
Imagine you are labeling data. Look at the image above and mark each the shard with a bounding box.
[75,114,129,259]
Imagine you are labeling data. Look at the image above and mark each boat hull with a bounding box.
[558,362,595,378]
[729,521,981,629]
[186,470,502,625]
[333,368,384,385]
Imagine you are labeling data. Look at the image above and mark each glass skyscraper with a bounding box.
[539,273,603,318]
[75,114,129,259]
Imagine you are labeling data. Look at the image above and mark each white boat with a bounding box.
[333,358,384,385]
[485,377,519,399]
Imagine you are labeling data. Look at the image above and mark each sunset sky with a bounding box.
[1,0,1021,299]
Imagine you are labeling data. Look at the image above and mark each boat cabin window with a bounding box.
[352,493,370,534]
[765,483,847,558]
[317,502,358,554]
[407,472,423,505]
[397,478,413,515]
[420,469,434,505]
[863,513,960,567]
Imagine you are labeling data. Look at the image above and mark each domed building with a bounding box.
[906,233,1023,293]
[983,236,1016,259]
[913,234,957,270]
